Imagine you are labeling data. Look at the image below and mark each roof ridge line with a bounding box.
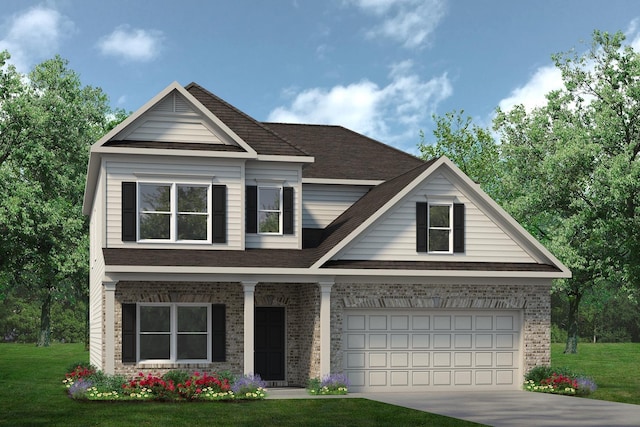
[185,82,311,157]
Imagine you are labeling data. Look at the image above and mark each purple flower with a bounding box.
[576,377,597,395]
[321,373,350,389]
[68,378,93,399]
[231,373,267,394]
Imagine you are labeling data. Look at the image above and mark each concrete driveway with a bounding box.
[268,388,640,426]
[357,390,640,426]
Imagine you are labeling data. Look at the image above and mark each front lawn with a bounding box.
[551,342,640,405]
[0,343,481,427]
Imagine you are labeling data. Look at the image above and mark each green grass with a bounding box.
[551,342,640,404]
[0,343,481,427]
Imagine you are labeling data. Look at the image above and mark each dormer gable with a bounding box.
[98,82,256,154]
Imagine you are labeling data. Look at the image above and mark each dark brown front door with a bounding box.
[254,307,285,381]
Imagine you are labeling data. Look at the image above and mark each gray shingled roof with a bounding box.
[185,83,310,157]
[264,123,425,180]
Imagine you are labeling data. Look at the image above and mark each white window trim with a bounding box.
[137,303,211,364]
[427,202,453,254]
[257,185,283,235]
[137,182,212,243]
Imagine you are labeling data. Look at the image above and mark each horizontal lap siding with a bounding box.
[105,156,243,249]
[302,184,370,228]
[89,170,105,369]
[127,118,224,144]
[245,162,301,249]
[337,173,535,263]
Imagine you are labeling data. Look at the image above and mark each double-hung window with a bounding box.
[428,203,452,253]
[138,183,209,242]
[258,186,282,233]
[138,304,210,362]
[416,201,465,254]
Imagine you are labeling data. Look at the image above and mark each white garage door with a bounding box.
[343,309,522,392]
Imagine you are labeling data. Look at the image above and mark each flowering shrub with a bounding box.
[523,366,596,397]
[308,373,349,395]
[62,364,96,390]
[63,368,265,402]
[231,373,267,399]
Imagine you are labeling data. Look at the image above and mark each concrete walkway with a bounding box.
[267,388,640,426]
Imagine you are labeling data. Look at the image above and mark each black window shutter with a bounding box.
[453,203,465,253]
[246,186,257,233]
[122,303,136,363]
[121,182,137,241]
[283,187,294,235]
[212,185,227,243]
[212,304,226,362]
[416,202,427,252]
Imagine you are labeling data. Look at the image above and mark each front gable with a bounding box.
[318,157,570,276]
[99,82,256,153]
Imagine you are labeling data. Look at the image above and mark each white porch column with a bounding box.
[103,281,117,375]
[242,281,257,375]
[318,282,334,377]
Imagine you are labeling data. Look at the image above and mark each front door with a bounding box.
[254,307,285,381]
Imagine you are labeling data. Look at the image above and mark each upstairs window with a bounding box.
[428,203,452,253]
[416,201,465,254]
[258,187,281,233]
[139,183,209,241]
[121,181,227,244]
[246,185,294,235]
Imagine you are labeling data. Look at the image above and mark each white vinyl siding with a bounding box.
[116,92,237,145]
[245,161,301,249]
[302,184,370,228]
[89,168,105,369]
[105,155,243,249]
[336,172,536,263]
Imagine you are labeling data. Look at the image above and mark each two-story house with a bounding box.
[83,82,570,392]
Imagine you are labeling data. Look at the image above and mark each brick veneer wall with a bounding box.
[329,282,551,379]
[112,281,321,386]
[114,282,244,378]
[108,280,550,385]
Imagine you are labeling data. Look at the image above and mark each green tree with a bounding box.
[494,30,640,353]
[419,110,501,196]
[0,52,112,346]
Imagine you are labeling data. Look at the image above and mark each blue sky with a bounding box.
[2,0,639,154]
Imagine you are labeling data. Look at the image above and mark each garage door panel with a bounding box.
[369,352,387,367]
[412,316,430,330]
[433,334,451,348]
[391,352,409,367]
[343,310,521,392]
[455,316,472,330]
[391,315,409,330]
[369,334,387,348]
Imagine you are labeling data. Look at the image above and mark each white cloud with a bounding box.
[348,0,447,48]
[498,65,563,112]
[97,25,163,62]
[0,6,74,72]
[268,60,452,151]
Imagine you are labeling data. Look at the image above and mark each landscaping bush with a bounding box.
[307,373,349,395]
[63,368,267,402]
[524,365,596,396]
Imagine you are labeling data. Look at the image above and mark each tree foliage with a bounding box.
[420,30,640,351]
[0,51,113,346]
[419,110,501,196]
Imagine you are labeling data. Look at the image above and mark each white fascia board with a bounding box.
[82,151,100,215]
[437,157,572,277]
[302,178,384,186]
[104,264,569,282]
[256,155,315,163]
[93,145,256,159]
[310,157,445,268]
